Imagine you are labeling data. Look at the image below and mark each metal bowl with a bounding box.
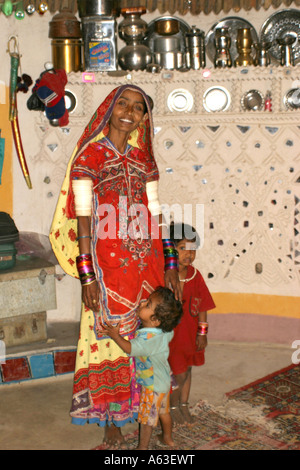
[49,119,60,127]
[146,63,162,73]
[241,89,264,111]
[64,90,77,113]
[283,88,300,110]
[155,18,180,36]
[153,36,180,52]
[145,16,191,55]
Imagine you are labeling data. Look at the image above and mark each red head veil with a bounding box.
[76,85,154,165]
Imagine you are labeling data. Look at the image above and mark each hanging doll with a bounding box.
[27,63,69,126]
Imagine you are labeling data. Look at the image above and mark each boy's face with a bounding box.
[137,292,161,328]
[176,239,197,269]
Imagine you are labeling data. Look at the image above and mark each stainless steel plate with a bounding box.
[205,16,258,63]
[241,90,264,111]
[203,86,231,112]
[167,89,194,112]
[260,9,300,64]
[283,88,300,109]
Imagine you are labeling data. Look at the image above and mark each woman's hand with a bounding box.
[164,269,182,301]
[82,281,100,311]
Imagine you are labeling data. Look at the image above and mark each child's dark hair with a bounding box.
[152,286,183,333]
[169,222,200,249]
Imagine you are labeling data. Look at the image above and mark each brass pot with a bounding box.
[236,28,253,50]
[51,39,82,73]
[155,18,180,36]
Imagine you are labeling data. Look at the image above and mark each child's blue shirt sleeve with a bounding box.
[130,329,173,357]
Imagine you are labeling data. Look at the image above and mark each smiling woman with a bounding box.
[49,84,180,448]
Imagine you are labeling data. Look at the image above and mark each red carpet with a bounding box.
[93,364,300,450]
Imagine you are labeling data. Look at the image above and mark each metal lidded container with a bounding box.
[77,0,120,18]
[78,0,119,71]
[51,39,82,73]
[49,9,81,39]
[81,16,117,71]
[214,27,232,68]
[49,8,82,73]
[185,26,205,69]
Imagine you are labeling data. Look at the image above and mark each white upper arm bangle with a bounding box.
[146,180,162,216]
[72,179,93,216]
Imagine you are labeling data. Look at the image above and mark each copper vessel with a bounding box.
[49,9,81,39]
[155,18,180,36]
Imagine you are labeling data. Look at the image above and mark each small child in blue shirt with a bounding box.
[102,286,183,450]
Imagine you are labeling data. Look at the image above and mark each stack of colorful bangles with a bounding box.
[162,239,179,271]
[197,322,208,336]
[76,253,96,286]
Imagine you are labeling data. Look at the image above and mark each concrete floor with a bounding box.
[0,326,294,450]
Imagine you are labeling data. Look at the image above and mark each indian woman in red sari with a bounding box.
[49,85,180,447]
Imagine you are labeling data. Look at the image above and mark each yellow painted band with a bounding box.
[212,292,300,319]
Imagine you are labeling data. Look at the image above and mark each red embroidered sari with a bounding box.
[50,85,164,426]
[70,137,164,338]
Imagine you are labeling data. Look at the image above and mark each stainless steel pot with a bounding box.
[77,0,119,18]
[154,51,183,70]
[153,36,180,53]
[185,26,205,69]
[118,44,152,71]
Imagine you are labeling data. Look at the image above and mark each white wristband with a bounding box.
[146,180,162,216]
[72,179,93,216]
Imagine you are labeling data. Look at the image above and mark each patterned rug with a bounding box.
[94,364,300,451]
